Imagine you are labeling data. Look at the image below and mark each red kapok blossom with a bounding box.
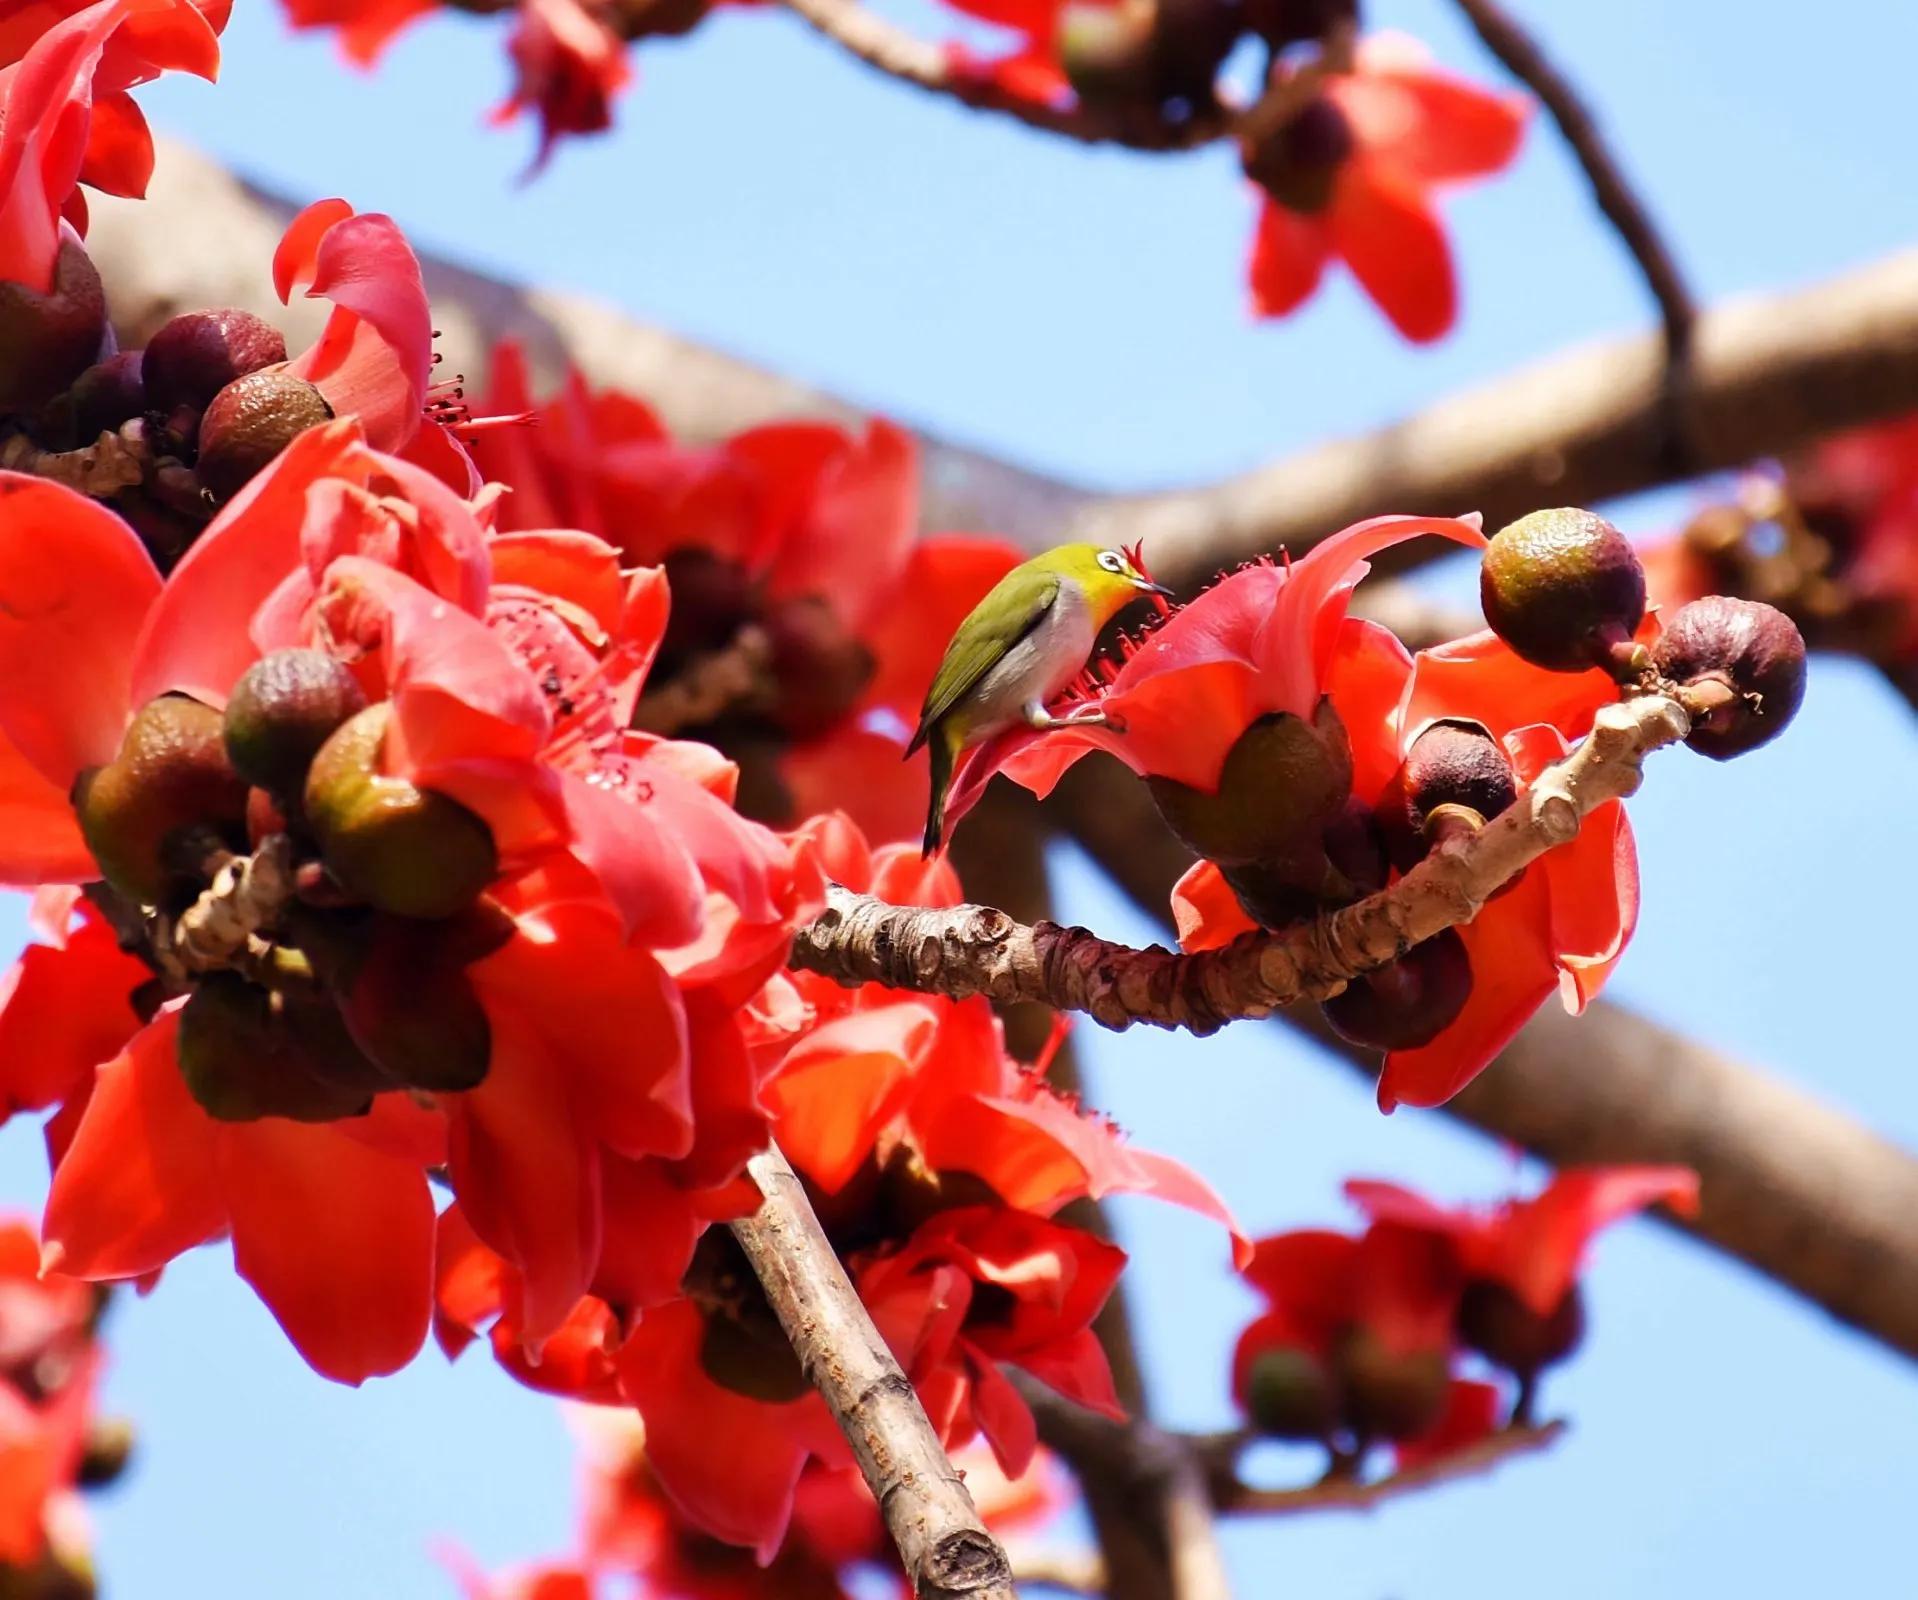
[1247,35,1528,342]
[0,0,227,289]
[1174,618,1641,1110]
[491,0,632,172]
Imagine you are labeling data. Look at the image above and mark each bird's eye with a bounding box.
[1098,551,1124,573]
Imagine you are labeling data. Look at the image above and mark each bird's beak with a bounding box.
[1134,578,1174,596]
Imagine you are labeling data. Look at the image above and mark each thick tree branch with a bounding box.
[1452,0,1694,367]
[1042,760,1918,1363]
[793,689,1699,1030]
[732,1144,1019,1600]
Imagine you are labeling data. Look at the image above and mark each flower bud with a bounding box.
[1060,0,1159,110]
[176,973,375,1123]
[304,704,498,919]
[38,351,147,448]
[224,649,369,797]
[685,1232,812,1403]
[1375,720,1517,870]
[1242,97,1354,215]
[1146,0,1242,109]
[335,912,504,1093]
[763,595,874,740]
[1457,1279,1585,1377]
[0,240,109,412]
[195,370,334,502]
[1333,1326,1450,1442]
[1480,508,1647,673]
[74,696,248,905]
[140,309,287,416]
[1244,0,1353,49]
[1147,701,1354,867]
[1319,928,1471,1052]
[659,549,757,668]
[1651,596,1806,759]
[76,1419,135,1488]
[1243,1344,1342,1440]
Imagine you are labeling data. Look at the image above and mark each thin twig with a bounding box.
[1214,1421,1567,1515]
[792,687,1705,1031]
[0,423,153,496]
[1451,0,1694,370]
[777,0,1227,150]
[731,1145,1019,1600]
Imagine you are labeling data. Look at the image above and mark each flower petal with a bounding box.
[0,729,93,884]
[0,912,145,1115]
[1248,195,1332,320]
[1330,164,1456,343]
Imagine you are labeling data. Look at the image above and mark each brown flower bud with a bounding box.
[1243,1344,1343,1440]
[224,649,369,797]
[336,913,500,1093]
[1457,1279,1585,1377]
[1333,1325,1451,1442]
[762,595,875,740]
[176,973,375,1123]
[195,370,333,502]
[1060,0,1160,110]
[1242,97,1354,215]
[141,309,287,416]
[1375,719,1517,870]
[685,1231,812,1403]
[74,695,248,905]
[37,351,147,449]
[1651,596,1807,759]
[1480,508,1647,673]
[304,704,498,919]
[1244,0,1353,49]
[76,1418,135,1488]
[0,241,109,412]
[1319,928,1472,1051]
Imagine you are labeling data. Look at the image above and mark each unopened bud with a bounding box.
[196,370,333,502]
[176,973,375,1123]
[1243,1344,1342,1440]
[0,241,109,411]
[224,649,369,797]
[304,704,498,919]
[1243,97,1354,215]
[1457,1279,1585,1377]
[76,1418,135,1488]
[74,696,248,904]
[763,596,874,740]
[1651,596,1807,759]
[1376,720,1517,870]
[1319,928,1471,1051]
[336,912,504,1093]
[1333,1325,1451,1442]
[1060,0,1159,110]
[1480,508,1647,673]
[141,309,287,416]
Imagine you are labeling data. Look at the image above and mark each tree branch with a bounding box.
[1041,759,1918,1364]
[732,1144,1019,1600]
[776,0,1227,151]
[1452,0,1694,368]
[1211,1420,1567,1516]
[792,688,1700,1030]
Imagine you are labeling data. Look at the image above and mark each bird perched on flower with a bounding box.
[910,542,1170,854]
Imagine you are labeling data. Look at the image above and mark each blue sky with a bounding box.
[2,1,1915,1594]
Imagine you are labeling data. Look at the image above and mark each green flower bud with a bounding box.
[304,704,498,919]
[141,309,287,416]
[1243,1344,1342,1440]
[1147,700,1354,868]
[1333,1325,1451,1442]
[176,973,375,1123]
[0,241,108,412]
[195,370,333,502]
[1651,596,1806,759]
[74,695,248,905]
[1319,928,1472,1052]
[1480,508,1647,673]
[223,649,369,797]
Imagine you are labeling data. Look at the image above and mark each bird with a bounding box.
[909,542,1171,856]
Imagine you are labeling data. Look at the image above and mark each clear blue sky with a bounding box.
[1,1,1915,1593]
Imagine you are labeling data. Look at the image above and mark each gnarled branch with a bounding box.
[793,689,1697,1030]
[732,1144,1019,1599]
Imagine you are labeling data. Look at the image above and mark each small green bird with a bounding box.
[909,542,1170,855]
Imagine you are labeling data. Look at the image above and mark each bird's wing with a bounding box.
[908,568,1061,752]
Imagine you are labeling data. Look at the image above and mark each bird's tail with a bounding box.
[921,726,956,858]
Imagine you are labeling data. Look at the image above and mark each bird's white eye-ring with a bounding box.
[1097,550,1126,573]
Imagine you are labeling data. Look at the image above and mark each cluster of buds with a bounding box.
[1235,1168,1697,1475]
[78,650,499,1124]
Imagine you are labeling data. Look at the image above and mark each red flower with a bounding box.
[280,0,438,65]
[470,348,1023,843]
[0,0,227,288]
[1346,1165,1700,1319]
[1247,35,1528,342]
[1174,619,1641,1110]
[958,513,1483,829]
[0,421,813,1382]
[273,198,436,454]
[491,0,632,171]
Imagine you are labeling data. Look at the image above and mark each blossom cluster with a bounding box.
[1233,1167,1697,1473]
[279,2,1527,339]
